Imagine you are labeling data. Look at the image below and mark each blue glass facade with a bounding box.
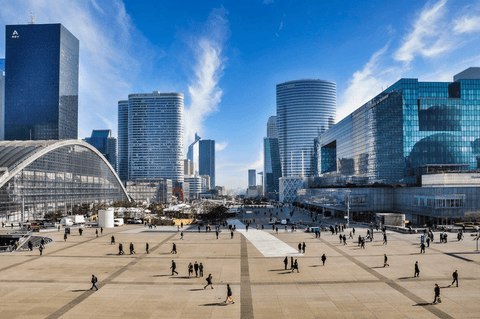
[264,137,282,195]
[84,130,118,172]
[5,24,79,140]
[117,101,128,181]
[317,68,480,185]
[199,139,215,188]
[277,79,336,178]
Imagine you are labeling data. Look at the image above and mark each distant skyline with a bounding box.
[1,0,480,189]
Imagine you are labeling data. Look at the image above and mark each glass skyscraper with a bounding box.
[117,100,128,181]
[276,79,336,178]
[4,24,79,140]
[118,91,184,183]
[84,130,117,172]
[248,169,256,187]
[264,116,281,196]
[199,139,215,188]
[316,67,480,185]
[0,59,4,141]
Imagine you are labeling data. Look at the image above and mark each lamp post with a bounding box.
[345,190,351,229]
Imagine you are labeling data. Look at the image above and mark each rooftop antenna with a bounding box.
[29,11,35,24]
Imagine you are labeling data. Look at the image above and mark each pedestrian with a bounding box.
[343,234,347,245]
[224,284,235,304]
[28,240,33,251]
[118,243,124,255]
[111,235,115,244]
[349,231,353,239]
[146,242,149,254]
[302,242,306,253]
[353,228,355,235]
[322,254,326,266]
[216,230,219,239]
[199,262,204,277]
[284,256,288,270]
[64,233,67,242]
[204,274,214,289]
[432,284,441,304]
[171,243,177,254]
[452,270,458,287]
[361,237,365,249]
[95,229,98,237]
[384,254,389,267]
[291,259,299,273]
[90,274,99,290]
[291,257,294,269]
[130,242,135,254]
[194,261,199,277]
[180,231,184,240]
[39,245,43,256]
[171,260,178,275]
[358,235,362,246]
[414,261,420,277]
[231,230,234,239]
[188,262,193,276]
[420,242,426,254]
[339,234,343,244]
[79,228,83,236]
[298,243,302,253]
[426,236,430,247]
[100,227,103,235]
[383,234,387,245]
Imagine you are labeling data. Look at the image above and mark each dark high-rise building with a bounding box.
[4,23,79,140]
[264,137,282,195]
[0,58,4,141]
[118,100,128,181]
[84,130,117,172]
[199,139,215,188]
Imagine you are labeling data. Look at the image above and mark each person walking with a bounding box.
[171,260,178,275]
[199,262,204,277]
[100,227,103,235]
[39,245,43,256]
[432,284,441,304]
[180,231,184,240]
[339,234,343,244]
[224,284,235,304]
[204,274,214,289]
[384,254,389,267]
[452,270,458,287]
[64,233,67,242]
[231,230,234,239]
[414,261,420,277]
[302,242,306,253]
[146,242,149,254]
[343,234,347,245]
[383,233,387,245]
[322,254,326,266]
[111,235,115,245]
[130,242,135,254]
[426,236,430,247]
[188,262,193,276]
[95,229,98,237]
[216,230,219,239]
[284,256,288,270]
[291,259,299,273]
[118,243,124,255]
[194,261,199,277]
[90,274,99,290]
[298,243,302,253]
[171,243,177,254]
[420,242,426,254]
[28,240,33,251]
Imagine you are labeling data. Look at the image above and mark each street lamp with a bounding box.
[344,190,351,229]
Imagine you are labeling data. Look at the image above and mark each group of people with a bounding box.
[187,261,204,277]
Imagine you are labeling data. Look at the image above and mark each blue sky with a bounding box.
[1,0,480,190]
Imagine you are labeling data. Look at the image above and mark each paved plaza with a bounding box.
[1,210,480,318]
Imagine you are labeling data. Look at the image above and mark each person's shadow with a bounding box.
[200,302,228,307]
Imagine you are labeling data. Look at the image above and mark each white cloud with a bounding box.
[184,8,229,148]
[216,141,228,151]
[394,0,449,64]
[90,0,104,13]
[339,45,402,121]
[279,21,284,31]
[454,15,480,34]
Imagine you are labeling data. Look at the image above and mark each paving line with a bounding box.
[44,233,177,319]
[241,235,254,319]
[317,237,454,319]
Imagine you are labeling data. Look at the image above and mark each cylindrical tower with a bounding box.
[276,79,336,177]
[127,92,184,183]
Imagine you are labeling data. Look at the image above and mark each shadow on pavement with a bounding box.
[189,288,204,291]
[200,302,228,307]
[414,302,432,306]
[269,269,287,271]
[71,289,88,292]
[152,275,170,277]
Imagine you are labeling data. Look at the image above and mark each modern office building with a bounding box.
[0,140,129,223]
[248,169,256,187]
[5,23,79,141]
[117,100,128,181]
[126,178,172,204]
[0,59,4,141]
[316,67,480,186]
[84,130,117,172]
[276,79,336,178]
[118,91,184,184]
[199,139,215,188]
[184,175,202,200]
[187,133,201,174]
[264,137,282,196]
[266,116,278,138]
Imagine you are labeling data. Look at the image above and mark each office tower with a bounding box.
[199,139,215,188]
[0,59,4,141]
[248,169,256,187]
[316,67,480,185]
[264,137,282,195]
[118,100,128,181]
[276,79,336,177]
[84,130,118,172]
[184,159,193,176]
[187,133,201,174]
[267,116,278,138]
[118,91,184,183]
[5,23,79,140]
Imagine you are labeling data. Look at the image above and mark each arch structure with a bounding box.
[0,140,130,222]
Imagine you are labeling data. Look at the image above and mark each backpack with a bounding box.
[94,276,98,283]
